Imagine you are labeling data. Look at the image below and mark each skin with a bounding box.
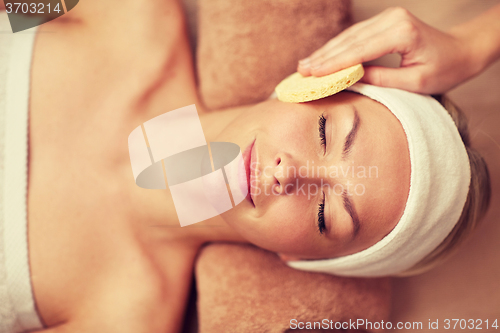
[27,1,217,332]
[7,0,408,332]
[298,5,500,94]
[213,93,411,260]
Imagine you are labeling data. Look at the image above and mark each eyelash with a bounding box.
[317,114,327,234]
[318,114,327,150]
[317,194,326,234]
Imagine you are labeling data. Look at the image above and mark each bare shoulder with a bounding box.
[32,235,197,333]
[56,0,186,31]
[69,267,173,333]
[30,0,196,120]
[72,246,197,333]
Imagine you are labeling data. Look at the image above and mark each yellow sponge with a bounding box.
[275,64,364,103]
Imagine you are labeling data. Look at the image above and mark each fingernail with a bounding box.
[298,58,310,67]
[310,63,322,71]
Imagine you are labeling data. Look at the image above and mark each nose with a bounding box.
[273,153,324,194]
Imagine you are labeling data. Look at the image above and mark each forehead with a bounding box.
[284,91,411,233]
[245,93,411,257]
[344,93,411,248]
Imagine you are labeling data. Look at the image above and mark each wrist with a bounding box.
[448,5,500,77]
[448,27,491,79]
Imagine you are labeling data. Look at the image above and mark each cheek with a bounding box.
[266,111,313,148]
[255,198,315,251]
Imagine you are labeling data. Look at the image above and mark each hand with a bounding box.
[297,7,482,94]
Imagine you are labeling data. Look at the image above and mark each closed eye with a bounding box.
[317,191,326,234]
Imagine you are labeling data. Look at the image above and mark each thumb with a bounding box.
[361,66,426,93]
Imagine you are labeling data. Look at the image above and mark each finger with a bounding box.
[309,27,411,76]
[300,31,372,74]
[305,20,381,66]
[361,66,427,93]
[297,62,313,76]
[304,9,394,64]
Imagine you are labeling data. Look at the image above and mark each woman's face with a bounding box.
[214,92,410,260]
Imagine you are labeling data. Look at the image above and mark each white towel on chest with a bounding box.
[0,12,43,333]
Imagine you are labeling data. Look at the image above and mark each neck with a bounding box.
[141,105,252,247]
[180,215,248,246]
[193,106,251,244]
[198,105,247,142]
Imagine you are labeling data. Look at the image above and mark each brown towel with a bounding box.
[196,244,391,333]
[197,0,352,110]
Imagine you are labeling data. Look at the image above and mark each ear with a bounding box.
[277,253,302,262]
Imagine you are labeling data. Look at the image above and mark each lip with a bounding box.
[250,139,260,206]
[242,139,256,206]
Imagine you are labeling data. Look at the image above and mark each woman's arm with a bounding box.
[297,4,500,94]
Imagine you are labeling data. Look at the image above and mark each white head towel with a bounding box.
[287,83,471,277]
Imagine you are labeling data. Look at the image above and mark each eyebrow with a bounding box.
[342,109,361,237]
[341,108,360,160]
[342,191,360,237]
[327,107,361,238]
